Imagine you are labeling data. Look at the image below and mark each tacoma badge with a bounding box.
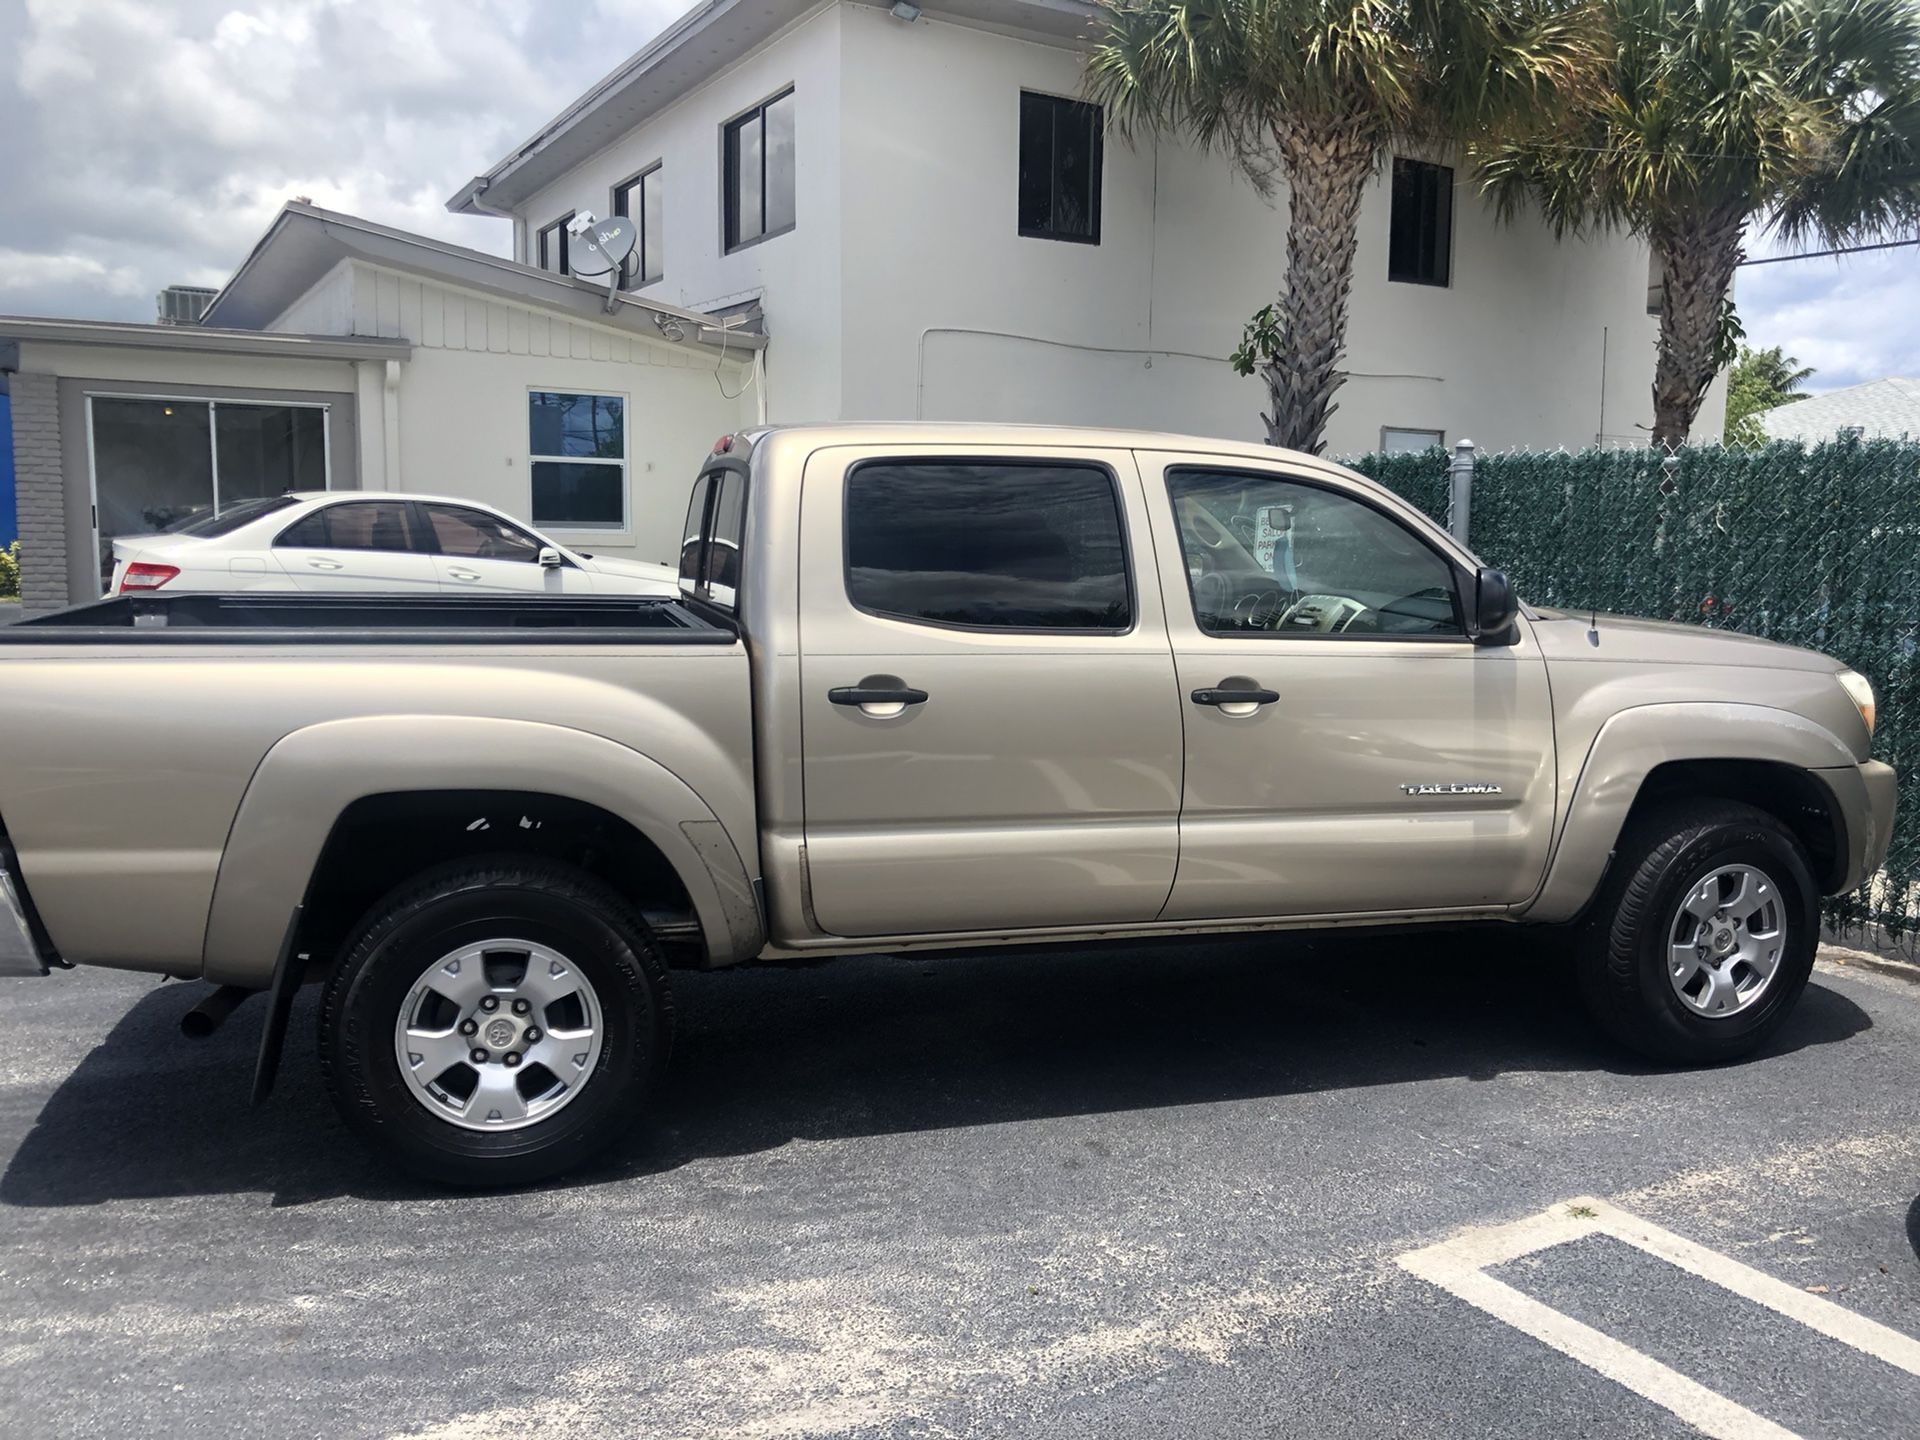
[1401,782,1504,796]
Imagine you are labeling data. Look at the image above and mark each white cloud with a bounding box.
[0,0,683,321]
[1736,227,1920,393]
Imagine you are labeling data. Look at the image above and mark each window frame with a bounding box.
[1164,464,1469,643]
[722,86,796,255]
[536,212,574,276]
[841,455,1138,637]
[1380,426,1445,453]
[272,497,426,555]
[527,387,630,534]
[418,500,566,566]
[1386,157,1453,288]
[611,162,664,289]
[84,390,335,592]
[1017,89,1104,246]
[679,459,748,614]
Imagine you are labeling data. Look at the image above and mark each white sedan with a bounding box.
[108,492,680,597]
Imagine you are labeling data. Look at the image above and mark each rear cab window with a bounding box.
[843,460,1132,632]
[680,465,747,610]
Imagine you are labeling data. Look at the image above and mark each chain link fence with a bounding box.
[1349,438,1920,944]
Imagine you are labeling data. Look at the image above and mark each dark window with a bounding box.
[1019,92,1102,244]
[1167,468,1461,637]
[165,493,301,538]
[679,468,746,610]
[1388,158,1452,286]
[530,391,626,529]
[423,504,546,562]
[724,88,795,251]
[276,501,417,553]
[846,461,1131,631]
[537,213,573,275]
[613,164,664,287]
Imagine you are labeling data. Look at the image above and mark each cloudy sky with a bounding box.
[2,0,1914,394]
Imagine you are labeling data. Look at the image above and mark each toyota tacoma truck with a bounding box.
[0,425,1895,1186]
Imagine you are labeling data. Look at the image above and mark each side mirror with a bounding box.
[1472,567,1519,645]
[537,546,564,569]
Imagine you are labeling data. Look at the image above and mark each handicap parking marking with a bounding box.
[1397,1196,1920,1440]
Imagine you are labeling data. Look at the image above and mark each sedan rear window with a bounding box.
[165,494,302,538]
[276,502,417,553]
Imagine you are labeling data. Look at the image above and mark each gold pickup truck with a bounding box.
[0,425,1895,1186]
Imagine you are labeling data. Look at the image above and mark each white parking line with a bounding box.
[1397,1196,1920,1440]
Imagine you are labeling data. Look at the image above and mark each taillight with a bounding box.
[119,563,180,592]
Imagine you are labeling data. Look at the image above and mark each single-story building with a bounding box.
[1759,377,1920,443]
[2,206,761,615]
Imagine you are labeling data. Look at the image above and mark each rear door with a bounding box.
[796,446,1183,938]
[419,502,593,593]
[1142,451,1556,920]
[272,500,442,592]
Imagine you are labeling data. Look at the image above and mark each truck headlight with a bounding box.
[1838,669,1876,736]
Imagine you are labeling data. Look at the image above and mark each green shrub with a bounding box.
[0,542,18,602]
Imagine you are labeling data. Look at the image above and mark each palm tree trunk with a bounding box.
[1650,206,1746,448]
[1258,116,1375,454]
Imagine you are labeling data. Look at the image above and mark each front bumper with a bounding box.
[1818,759,1898,894]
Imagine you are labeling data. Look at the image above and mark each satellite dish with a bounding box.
[569,216,637,277]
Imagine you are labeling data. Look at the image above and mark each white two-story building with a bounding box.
[448,0,1709,455]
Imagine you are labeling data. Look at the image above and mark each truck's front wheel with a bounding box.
[1577,801,1818,1064]
[318,858,672,1187]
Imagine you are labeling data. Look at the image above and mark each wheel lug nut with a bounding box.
[459,1019,478,1037]
[469,1048,489,1064]
[504,1051,522,1067]
[511,998,531,1016]
[524,1027,542,1043]
[480,996,499,1012]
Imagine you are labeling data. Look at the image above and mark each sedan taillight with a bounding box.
[119,563,181,592]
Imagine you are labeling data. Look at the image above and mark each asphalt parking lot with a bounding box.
[2,929,1918,1439]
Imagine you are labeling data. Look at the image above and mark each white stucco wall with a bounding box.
[514,1,844,424]
[840,6,1716,453]
[321,262,757,565]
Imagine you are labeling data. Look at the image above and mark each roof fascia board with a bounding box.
[0,316,410,363]
[454,0,844,216]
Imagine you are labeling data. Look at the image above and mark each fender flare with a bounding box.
[201,714,762,986]
[1523,701,1857,924]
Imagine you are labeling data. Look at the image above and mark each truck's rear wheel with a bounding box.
[1577,801,1818,1064]
[318,857,672,1187]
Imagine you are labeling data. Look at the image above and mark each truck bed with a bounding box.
[0,593,735,645]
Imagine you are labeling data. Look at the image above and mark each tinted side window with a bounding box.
[277,501,415,553]
[424,504,544,562]
[1168,469,1461,637]
[846,461,1130,631]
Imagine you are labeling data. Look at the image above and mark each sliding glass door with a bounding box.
[88,396,329,591]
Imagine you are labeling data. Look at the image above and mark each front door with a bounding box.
[418,503,594,593]
[1143,453,1555,920]
[797,447,1183,938]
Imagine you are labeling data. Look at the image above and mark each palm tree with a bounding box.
[1085,0,1601,454]
[1723,344,1815,444]
[1477,0,1920,447]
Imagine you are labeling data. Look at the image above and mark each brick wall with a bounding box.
[8,372,68,616]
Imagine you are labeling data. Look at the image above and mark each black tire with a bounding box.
[318,857,673,1187]
[1576,800,1819,1064]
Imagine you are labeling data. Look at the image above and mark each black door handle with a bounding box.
[830,685,930,706]
[1191,685,1280,706]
